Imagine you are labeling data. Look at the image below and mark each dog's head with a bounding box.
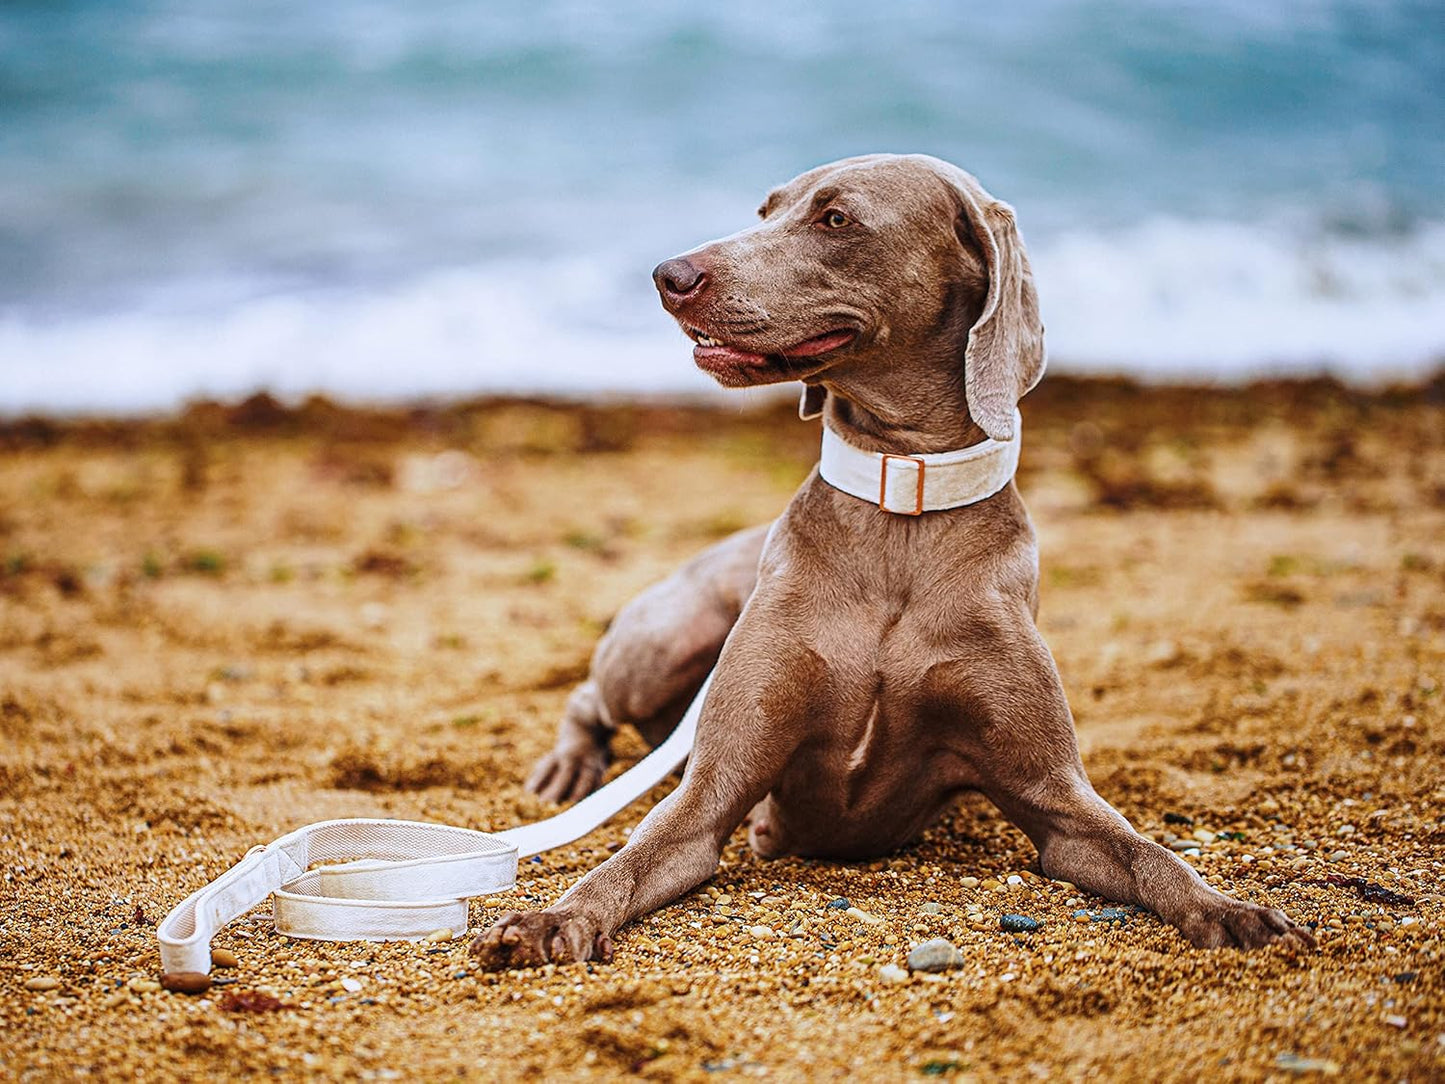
[653,153,1045,441]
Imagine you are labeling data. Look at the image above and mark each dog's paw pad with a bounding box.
[469,911,607,971]
[1179,900,1314,951]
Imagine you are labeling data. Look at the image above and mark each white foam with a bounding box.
[2,217,1442,414]
[1030,217,1445,380]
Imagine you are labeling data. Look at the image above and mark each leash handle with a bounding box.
[155,674,710,975]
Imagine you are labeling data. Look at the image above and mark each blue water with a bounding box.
[2,1,1442,411]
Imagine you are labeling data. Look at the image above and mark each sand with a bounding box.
[0,376,1441,1081]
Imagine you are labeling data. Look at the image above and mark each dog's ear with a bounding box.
[948,172,1046,442]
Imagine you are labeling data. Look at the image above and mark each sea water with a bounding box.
[1,0,1441,412]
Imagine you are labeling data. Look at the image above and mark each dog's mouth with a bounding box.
[684,325,859,383]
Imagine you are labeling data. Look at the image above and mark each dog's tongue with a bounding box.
[782,329,856,358]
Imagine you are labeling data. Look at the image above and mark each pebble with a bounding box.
[878,963,910,984]
[1000,914,1042,933]
[1074,907,1131,925]
[748,925,775,941]
[1329,850,1350,862]
[825,897,850,909]
[340,977,363,993]
[920,902,944,915]
[423,928,454,942]
[845,907,883,925]
[1276,1053,1341,1075]
[907,938,964,972]
[959,877,980,889]
[1169,839,1201,852]
[24,976,61,992]
[159,972,211,995]
[210,948,239,968]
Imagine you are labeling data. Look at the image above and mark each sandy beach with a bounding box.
[1,375,1441,1081]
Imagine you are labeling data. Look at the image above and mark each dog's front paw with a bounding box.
[1176,897,1315,950]
[524,745,608,804]
[469,910,613,970]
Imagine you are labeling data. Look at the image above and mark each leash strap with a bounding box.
[156,675,708,976]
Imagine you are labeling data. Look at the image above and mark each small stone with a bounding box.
[748,925,775,941]
[920,902,944,915]
[825,897,849,909]
[1145,639,1181,666]
[423,928,454,942]
[24,976,61,992]
[960,877,980,889]
[1092,908,1131,925]
[1382,1014,1407,1029]
[1192,829,1217,844]
[1329,850,1350,862]
[980,879,1001,891]
[845,907,883,925]
[1169,839,1201,852]
[340,977,363,993]
[159,972,210,995]
[1005,875,1023,885]
[1000,914,1042,933]
[1276,1053,1341,1075]
[877,963,910,984]
[907,938,964,972]
[210,948,240,968]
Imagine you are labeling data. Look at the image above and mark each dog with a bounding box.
[473,153,1313,968]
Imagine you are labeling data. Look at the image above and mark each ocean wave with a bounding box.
[2,217,1442,414]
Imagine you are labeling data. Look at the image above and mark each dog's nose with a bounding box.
[653,257,705,301]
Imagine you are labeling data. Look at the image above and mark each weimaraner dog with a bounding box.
[473,153,1312,968]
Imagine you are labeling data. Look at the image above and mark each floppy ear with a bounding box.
[949,172,1046,441]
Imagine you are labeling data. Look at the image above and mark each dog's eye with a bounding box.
[819,209,851,229]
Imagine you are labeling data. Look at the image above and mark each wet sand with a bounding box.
[1,376,1441,1081]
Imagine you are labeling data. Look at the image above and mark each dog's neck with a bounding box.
[816,362,990,456]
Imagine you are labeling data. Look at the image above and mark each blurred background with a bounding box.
[1,0,1441,414]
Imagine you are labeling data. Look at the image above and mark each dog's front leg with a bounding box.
[473,631,815,969]
[958,618,1314,951]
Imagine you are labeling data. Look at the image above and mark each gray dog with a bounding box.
[473,154,1313,968]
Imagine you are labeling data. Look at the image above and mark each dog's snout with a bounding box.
[653,257,705,302]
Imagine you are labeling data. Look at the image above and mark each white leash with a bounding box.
[156,675,709,977]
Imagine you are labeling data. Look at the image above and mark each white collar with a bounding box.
[817,410,1022,514]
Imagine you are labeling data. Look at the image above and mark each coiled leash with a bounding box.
[156,677,710,978]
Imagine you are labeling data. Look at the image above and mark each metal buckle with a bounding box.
[879,454,925,515]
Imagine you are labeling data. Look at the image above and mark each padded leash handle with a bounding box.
[157,674,708,977]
